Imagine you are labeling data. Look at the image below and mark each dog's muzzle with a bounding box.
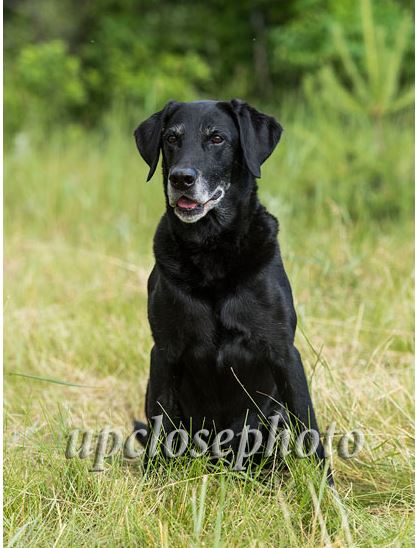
[168,185,225,223]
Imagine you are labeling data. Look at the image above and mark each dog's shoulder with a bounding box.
[251,203,279,248]
[153,213,181,268]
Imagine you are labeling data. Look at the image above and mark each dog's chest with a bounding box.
[178,292,282,424]
[150,267,287,362]
[183,287,283,362]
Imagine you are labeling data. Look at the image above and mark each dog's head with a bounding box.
[134,100,282,224]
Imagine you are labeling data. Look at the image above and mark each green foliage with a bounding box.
[5,40,86,133]
[81,12,212,117]
[270,0,414,87]
[4,0,414,134]
[88,47,211,114]
[303,0,414,120]
[283,0,415,224]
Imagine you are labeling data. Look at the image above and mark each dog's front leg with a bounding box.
[142,346,183,465]
[271,346,334,485]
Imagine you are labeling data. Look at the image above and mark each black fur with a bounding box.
[134,99,332,482]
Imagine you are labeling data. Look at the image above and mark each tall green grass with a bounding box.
[4,103,414,546]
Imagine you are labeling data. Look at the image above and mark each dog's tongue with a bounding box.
[177,196,199,210]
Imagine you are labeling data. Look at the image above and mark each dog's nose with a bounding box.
[169,168,197,190]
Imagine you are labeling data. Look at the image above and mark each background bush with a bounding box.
[5,0,414,127]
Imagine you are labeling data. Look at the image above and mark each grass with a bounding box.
[4,107,414,546]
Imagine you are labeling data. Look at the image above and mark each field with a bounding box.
[4,108,414,546]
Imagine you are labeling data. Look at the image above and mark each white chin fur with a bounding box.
[174,209,207,223]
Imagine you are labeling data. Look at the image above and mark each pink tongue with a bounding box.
[177,196,199,210]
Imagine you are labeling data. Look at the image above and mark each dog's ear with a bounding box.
[134,101,175,181]
[229,99,283,179]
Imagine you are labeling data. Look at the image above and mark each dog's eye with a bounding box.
[166,135,178,144]
[210,134,224,144]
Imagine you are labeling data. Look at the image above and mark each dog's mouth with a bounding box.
[175,189,224,217]
[176,196,202,211]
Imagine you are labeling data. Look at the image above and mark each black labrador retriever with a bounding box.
[133,99,331,481]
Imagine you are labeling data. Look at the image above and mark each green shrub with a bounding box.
[270,0,414,89]
[4,0,414,135]
[285,0,415,224]
[303,0,414,121]
[5,40,86,134]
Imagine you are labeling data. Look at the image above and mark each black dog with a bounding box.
[134,99,331,480]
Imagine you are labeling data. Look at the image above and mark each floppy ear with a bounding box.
[134,102,174,181]
[230,99,283,178]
